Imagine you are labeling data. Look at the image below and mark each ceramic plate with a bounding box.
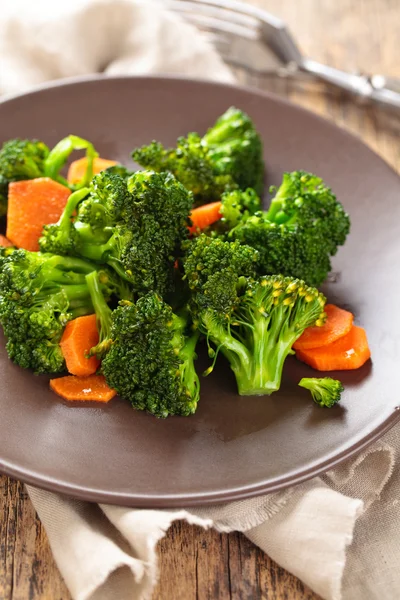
[0,76,398,506]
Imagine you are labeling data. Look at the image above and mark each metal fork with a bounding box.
[159,0,400,112]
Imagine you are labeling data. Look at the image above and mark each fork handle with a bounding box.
[301,59,400,111]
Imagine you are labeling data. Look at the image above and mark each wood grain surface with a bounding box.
[1,0,399,598]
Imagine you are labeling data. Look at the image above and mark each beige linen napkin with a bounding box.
[0,1,399,599]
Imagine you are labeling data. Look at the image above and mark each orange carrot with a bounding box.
[50,374,116,402]
[0,234,13,247]
[296,325,371,371]
[60,314,100,376]
[67,157,117,185]
[6,178,71,251]
[293,304,354,351]
[189,201,222,233]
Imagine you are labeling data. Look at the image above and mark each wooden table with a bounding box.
[1,1,399,598]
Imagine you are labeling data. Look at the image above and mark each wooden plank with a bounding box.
[0,477,70,600]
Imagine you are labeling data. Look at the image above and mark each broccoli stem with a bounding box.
[49,187,90,247]
[264,178,295,224]
[85,270,113,357]
[42,252,97,274]
[74,237,133,284]
[203,121,235,145]
[42,270,87,286]
[203,306,299,396]
[44,135,98,187]
[60,283,94,302]
[237,304,300,395]
[179,329,201,408]
[202,310,253,385]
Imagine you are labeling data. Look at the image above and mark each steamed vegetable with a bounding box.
[0,134,98,218]
[184,235,326,395]
[229,171,350,287]
[293,304,354,350]
[299,377,343,407]
[133,107,264,203]
[296,325,370,371]
[60,314,100,376]
[189,201,222,234]
[67,157,117,185]
[50,374,116,402]
[0,248,124,374]
[0,110,366,419]
[7,178,71,251]
[86,271,201,418]
[40,169,193,297]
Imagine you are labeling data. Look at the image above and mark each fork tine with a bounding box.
[162,1,259,32]
[161,0,303,65]
[166,10,259,40]
[162,0,284,28]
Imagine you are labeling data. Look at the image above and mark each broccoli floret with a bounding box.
[299,377,343,407]
[203,107,264,195]
[229,171,350,287]
[133,134,235,204]
[183,234,259,299]
[0,135,98,216]
[0,249,121,374]
[218,187,262,231]
[265,171,350,253]
[86,271,200,418]
[184,237,326,395]
[103,164,135,180]
[0,138,49,180]
[41,169,193,297]
[132,107,264,203]
[230,214,332,288]
[40,187,91,256]
[0,139,50,216]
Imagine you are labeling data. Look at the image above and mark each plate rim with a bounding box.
[1,410,398,506]
[0,74,399,507]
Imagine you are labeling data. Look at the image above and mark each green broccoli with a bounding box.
[132,107,264,203]
[0,139,50,216]
[40,169,193,297]
[0,248,121,374]
[44,134,98,188]
[132,134,235,204]
[0,134,98,216]
[183,233,259,297]
[86,271,200,417]
[217,187,262,231]
[229,171,350,287]
[265,171,350,254]
[102,164,135,180]
[203,107,264,195]
[184,236,326,395]
[299,377,343,407]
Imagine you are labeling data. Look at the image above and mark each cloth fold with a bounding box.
[0,0,234,95]
[0,1,398,599]
[27,429,399,600]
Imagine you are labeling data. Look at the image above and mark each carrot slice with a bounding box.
[0,234,13,247]
[6,178,71,251]
[296,325,371,371]
[293,304,354,350]
[67,157,117,185]
[189,201,222,233]
[60,314,100,376]
[50,374,116,402]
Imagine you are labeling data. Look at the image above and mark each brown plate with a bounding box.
[0,76,399,507]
